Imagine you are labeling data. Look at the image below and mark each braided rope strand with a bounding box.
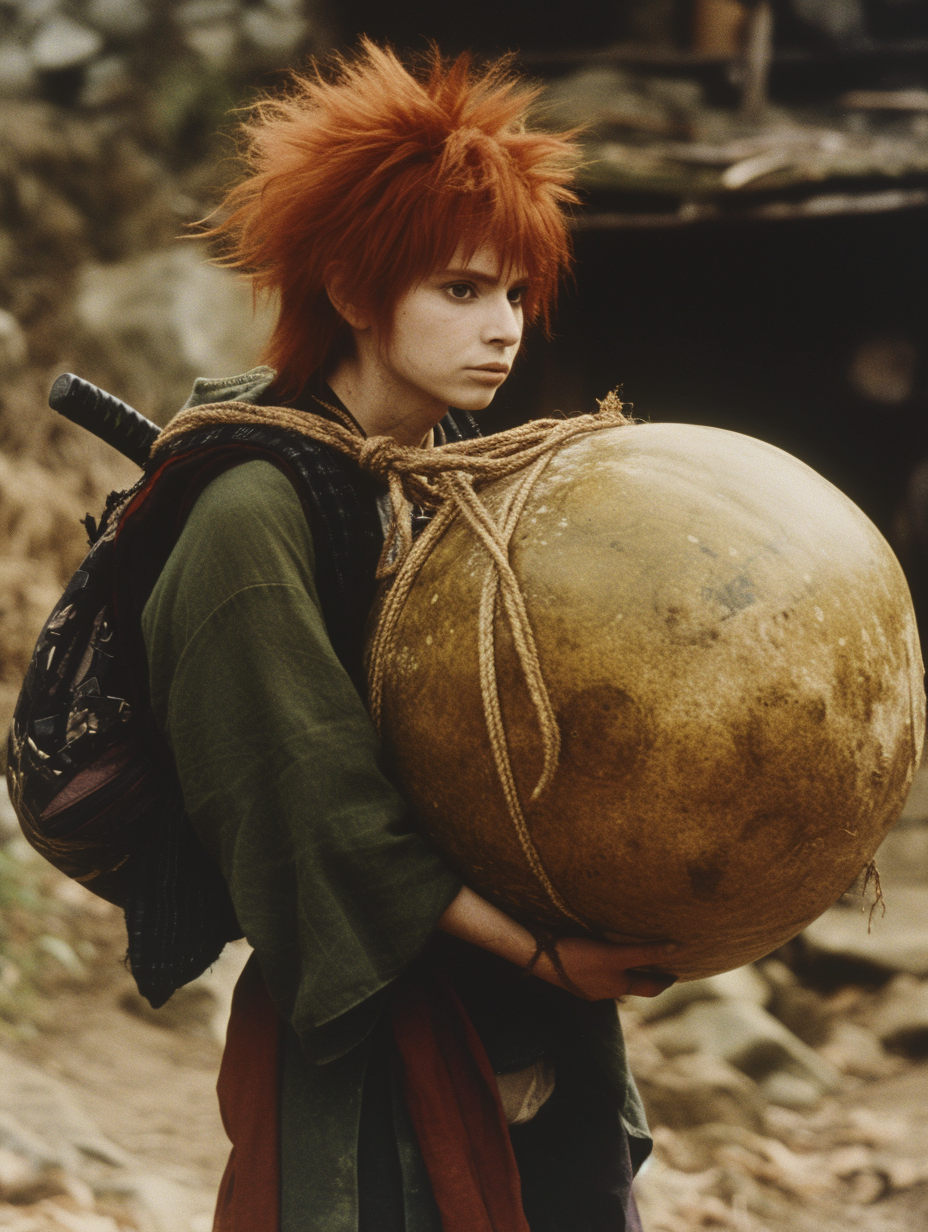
[365,500,458,723]
[472,466,586,926]
[442,462,561,798]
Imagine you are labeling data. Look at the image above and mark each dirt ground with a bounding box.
[0,870,239,1229]
[2,877,928,1232]
[17,971,229,1202]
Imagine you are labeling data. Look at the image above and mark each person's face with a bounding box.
[381,244,527,414]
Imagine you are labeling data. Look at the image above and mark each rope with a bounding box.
[152,395,631,926]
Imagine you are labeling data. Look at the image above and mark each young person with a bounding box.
[141,42,676,1232]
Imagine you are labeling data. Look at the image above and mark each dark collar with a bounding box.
[258,372,366,437]
[260,372,464,446]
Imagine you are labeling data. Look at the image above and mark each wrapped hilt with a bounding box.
[49,373,161,469]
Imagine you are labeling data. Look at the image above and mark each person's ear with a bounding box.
[324,263,371,331]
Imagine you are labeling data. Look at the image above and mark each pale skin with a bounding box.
[327,245,678,1001]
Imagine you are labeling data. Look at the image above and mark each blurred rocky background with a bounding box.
[628,757,928,1230]
[3,0,928,1229]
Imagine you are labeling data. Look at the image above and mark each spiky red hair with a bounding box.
[206,41,581,393]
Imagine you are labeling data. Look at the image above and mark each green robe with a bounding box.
[142,416,651,1229]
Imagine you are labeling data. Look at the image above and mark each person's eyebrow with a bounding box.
[437,267,526,286]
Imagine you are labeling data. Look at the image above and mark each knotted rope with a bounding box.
[153,395,631,926]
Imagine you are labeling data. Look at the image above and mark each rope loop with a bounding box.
[152,394,632,927]
[357,434,400,481]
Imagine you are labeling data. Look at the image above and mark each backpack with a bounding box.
[6,452,249,1009]
[6,396,477,1008]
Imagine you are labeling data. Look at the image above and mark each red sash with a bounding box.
[212,955,280,1232]
[211,959,529,1231]
[391,973,531,1232]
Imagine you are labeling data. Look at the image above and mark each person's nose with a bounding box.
[482,292,522,349]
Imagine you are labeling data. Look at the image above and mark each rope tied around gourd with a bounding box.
[153,394,632,927]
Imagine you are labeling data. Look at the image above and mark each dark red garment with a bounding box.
[212,955,280,1232]
[211,959,531,1232]
[390,973,531,1232]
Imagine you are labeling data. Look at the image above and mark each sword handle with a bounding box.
[49,373,161,469]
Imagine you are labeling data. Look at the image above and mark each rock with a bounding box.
[0,1055,205,1230]
[768,985,833,1049]
[0,1144,45,1197]
[16,171,86,248]
[636,1051,766,1132]
[761,963,833,1048]
[0,781,21,843]
[120,984,219,1037]
[0,1120,87,1208]
[1,1162,73,1205]
[37,934,86,977]
[31,17,104,71]
[49,879,114,917]
[649,1000,841,1105]
[817,1020,898,1080]
[96,1172,207,1232]
[85,0,150,39]
[174,0,241,65]
[79,55,133,108]
[175,0,238,27]
[0,1050,130,1173]
[182,21,239,67]
[656,1122,781,1178]
[74,244,274,422]
[0,46,37,97]
[898,756,928,823]
[241,7,309,54]
[59,1174,98,1210]
[630,964,771,1023]
[14,0,61,28]
[802,888,928,979]
[0,1109,63,1172]
[57,1208,122,1230]
[757,958,795,992]
[861,973,928,1056]
[0,959,21,993]
[757,1071,823,1110]
[842,1167,887,1205]
[0,308,27,372]
[871,824,928,887]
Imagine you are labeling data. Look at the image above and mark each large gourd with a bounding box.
[374,422,925,979]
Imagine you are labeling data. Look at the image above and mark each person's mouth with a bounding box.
[468,363,510,375]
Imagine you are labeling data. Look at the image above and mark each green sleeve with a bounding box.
[141,459,462,1059]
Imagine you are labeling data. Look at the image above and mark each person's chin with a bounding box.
[450,384,501,412]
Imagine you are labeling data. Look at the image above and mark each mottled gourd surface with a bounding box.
[376,423,926,980]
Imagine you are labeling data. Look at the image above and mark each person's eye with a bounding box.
[508,286,527,305]
[446,282,475,300]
